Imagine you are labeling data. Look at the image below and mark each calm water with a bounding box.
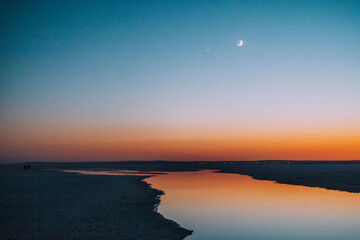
[146,170,360,240]
[62,169,161,176]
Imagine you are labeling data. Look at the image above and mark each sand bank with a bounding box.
[0,168,192,240]
[216,163,360,193]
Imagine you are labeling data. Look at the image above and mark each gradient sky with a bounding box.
[1,0,360,162]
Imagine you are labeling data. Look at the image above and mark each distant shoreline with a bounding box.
[1,161,360,194]
[216,163,360,193]
[1,160,360,165]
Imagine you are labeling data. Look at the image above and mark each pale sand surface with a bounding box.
[0,168,192,240]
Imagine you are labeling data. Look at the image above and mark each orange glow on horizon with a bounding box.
[1,123,359,161]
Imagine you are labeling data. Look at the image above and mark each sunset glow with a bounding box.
[1,1,360,162]
[1,122,359,161]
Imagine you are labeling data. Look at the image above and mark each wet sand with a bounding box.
[0,168,192,240]
[215,163,360,193]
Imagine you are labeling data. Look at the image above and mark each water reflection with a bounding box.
[146,170,360,240]
[62,169,160,176]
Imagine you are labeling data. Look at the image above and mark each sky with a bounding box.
[1,0,360,162]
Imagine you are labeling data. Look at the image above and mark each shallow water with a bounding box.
[62,169,160,176]
[146,170,360,240]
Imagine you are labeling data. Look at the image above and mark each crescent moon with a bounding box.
[237,40,243,46]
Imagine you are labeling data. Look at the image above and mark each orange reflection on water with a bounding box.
[62,169,160,176]
[146,171,360,240]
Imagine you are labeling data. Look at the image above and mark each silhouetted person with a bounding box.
[24,165,27,170]
[27,164,31,170]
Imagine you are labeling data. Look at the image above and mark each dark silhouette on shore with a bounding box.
[23,164,31,170]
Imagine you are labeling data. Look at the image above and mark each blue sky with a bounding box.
[1,0,360,161]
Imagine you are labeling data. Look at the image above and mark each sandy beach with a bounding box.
[214,162,360,193]
[0,167,192,240]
